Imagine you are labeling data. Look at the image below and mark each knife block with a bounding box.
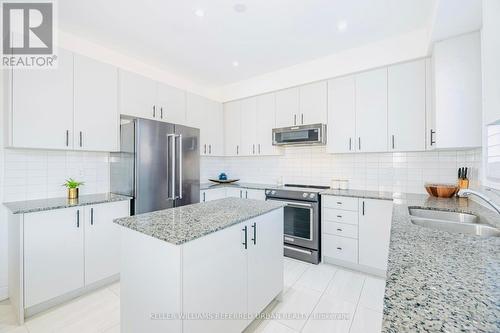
[458,178,469,189]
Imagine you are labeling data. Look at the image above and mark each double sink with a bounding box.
[409,208,500,237]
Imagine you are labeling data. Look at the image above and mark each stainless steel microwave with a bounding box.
[272,124,326,146]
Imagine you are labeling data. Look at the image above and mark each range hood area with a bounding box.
[272,123,327,146]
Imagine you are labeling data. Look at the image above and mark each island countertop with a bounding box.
[113,197,284,245]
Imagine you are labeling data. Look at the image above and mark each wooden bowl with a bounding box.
[424,183,459,198]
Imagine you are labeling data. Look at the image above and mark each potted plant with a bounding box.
[63,178,84,199]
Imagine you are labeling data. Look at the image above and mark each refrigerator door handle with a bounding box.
[176,134,183,199]
[167,134,176,200]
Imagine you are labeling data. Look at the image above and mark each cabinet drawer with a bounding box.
[323,208,358,225]
[323,222,358,239]
[323,234,358,263]
[322,195,358,211]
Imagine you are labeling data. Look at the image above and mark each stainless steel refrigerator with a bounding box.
[110,117,200,215]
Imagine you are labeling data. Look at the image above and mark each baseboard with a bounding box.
[0,286,8,301]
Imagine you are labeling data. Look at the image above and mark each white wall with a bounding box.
[481,0,500,191]
[201,147,482,195]
[0,69,7,300]
[213,29,430,102]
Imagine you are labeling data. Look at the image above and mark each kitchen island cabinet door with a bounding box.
[24,207,84,308]
[182,222,248,333]
[247,210,284,316]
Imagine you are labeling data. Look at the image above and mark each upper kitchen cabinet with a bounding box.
[256,93,280,155]
[157,83,187,124]
[387,59,426,152]
[240,97,258,155]
[432,32,482,149]
[327,75,356,153]
[299,81,327,125]
[355,68,388,153]
[118,70,157,119]
[8,48,74,150]
[74,54,119,152]
[186,93,224,156]
[275,87,300,127]
[224,101,242,156]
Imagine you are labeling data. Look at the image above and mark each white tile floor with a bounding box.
[0,258,385,333]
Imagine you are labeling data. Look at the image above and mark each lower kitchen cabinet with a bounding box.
[201,187,266,201]
[8,199,130,322]
[358,198,393,271]
[321,195,393,277]
[200,188,226,202]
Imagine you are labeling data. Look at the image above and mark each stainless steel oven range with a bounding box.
[265,184,329,264]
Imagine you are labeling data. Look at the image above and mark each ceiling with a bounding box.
[59,0,436,86]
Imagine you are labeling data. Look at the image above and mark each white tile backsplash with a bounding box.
[3,149,110,202]
[201,146,482,194]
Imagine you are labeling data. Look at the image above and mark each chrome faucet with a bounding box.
[458,189,500,215]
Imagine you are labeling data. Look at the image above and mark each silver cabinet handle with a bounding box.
[242,226,248,250]
[294,114,297,125]
[90,208,94,226]
[336,247,342,250]
[430,129,436,146]
[79,131,83,148]
[349,138,352,151]
[209,144,211,154]
[251,222,256,245]
[160,107,163,119]
[301,113,304,124]
[392,135,395,149]
[336,202,342,205]
[239,190,242,198]
[236,145,239,155]
[336,228,342,232]
[245,190,248,199]
[362,201,365,215]
[252,144,255,155]
[66,130,69,147]
[204,144,207,154]
[358,137,361,151]
[176,134,183,199]
[336,215,342,218]
[258,144,261,154]
[153,105,156,118]
[76,210,80,228]
[203,192,206,202]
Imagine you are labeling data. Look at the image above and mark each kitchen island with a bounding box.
[114,197,285,333]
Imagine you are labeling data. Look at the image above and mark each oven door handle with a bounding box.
[267,199,313,208]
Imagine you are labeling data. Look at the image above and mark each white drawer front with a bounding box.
[323,234,358,263]
[323,221,358,239]
[322,195,358,211]
[323,208,358,225]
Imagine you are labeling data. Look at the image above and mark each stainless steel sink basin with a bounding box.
[408,208,500,237]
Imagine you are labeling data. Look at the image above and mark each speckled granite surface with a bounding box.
[200,182,279,191]
[4,193,131,214]
[320,188,394,200]
[383,194,500,332]
[114,197,284,245]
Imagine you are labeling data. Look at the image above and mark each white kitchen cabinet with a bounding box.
[182,222,249,333]
[157,83,186,125]
[84,201,130,285]
[200,188,226,202]
[256,93,279,155]
[246,189,266,201]
[275,87,300,127]
[187,93,224,156]
[240,97,258,155]
[355,68,388,153]
[24,207,84,308]
[9,48,74,150]
[119,70,157,119]
[388,60,426,152]
[226,187,244,198]
[247,210,283,316]
[432,32,482,149]
[224,101,242,156]
[327,75,356,153]
[74,54,119,152]
[299,81,327,125]
[358,199,393,271]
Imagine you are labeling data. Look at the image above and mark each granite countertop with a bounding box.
[113,197,284,245]
[200,182,279,191]
[383,194,499,332]
[320,188,394,200]
[3,193,132,214]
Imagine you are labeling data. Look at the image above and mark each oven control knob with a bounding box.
[271,191,276,195]
[302,193,308,198]
[309,193,316,199]
[266,190,270,195]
